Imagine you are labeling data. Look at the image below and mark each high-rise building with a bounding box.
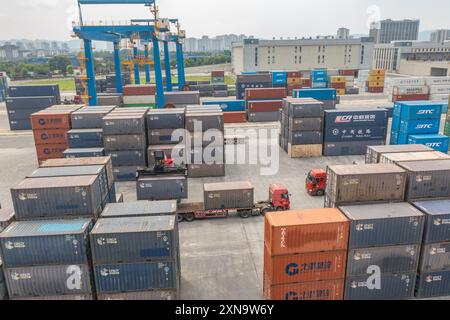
[337,28,350,40]
[431,29,450,43]
[370,19,420,44]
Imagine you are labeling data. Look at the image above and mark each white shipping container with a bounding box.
[389,78,426,86]
[429,94,449,101]
[425,77,450,86]
[393,85,429,95]
[429,85,450,95]
[123,95,156,105]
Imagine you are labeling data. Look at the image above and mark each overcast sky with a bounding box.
[1,0,449,40]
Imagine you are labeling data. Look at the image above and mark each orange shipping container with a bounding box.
[264,245,347,285]
[263,278,344,300]
[264,209,349,256]
[31,111,72,130]
[35,143,67,161]
[33,129,68,145]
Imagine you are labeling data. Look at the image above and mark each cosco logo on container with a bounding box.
[38,119,46,125]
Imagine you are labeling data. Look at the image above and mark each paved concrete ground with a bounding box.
[0,97,448,300]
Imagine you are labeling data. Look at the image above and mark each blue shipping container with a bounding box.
[399,119,441,135]
[293,88,336,101]
[0,219,92,268]
[394,101,444,120]
[202,100,246,112]
[412,199,450,243]
[271,71,287,85]
[107,150,146,167]
[64,148,105,158]
[408,134,449,153]
[324,109,388,127]
[416,271,450,298]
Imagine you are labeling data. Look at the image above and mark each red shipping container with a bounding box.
[264,245,347,285]
[223,112,247,123]
[31,111,71,130]
[367,86,384,93]
[247,100,283,113]
[264,209,349,256]
[33,129,68,145]
[211,71,225,77]
[393,94,430,102]
[339,69,356,76]
[301,78,311,87]
[123,85,156,96]
[245,88,287,100]
[264,278,344,300]
[35,143,68,161]
[287,71,302,78]
[330,83,346,90]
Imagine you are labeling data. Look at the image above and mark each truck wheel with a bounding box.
[316,190,325,196]
[239,210,251,219]
[177,214,184,223]
[261,208,271,216]
[184,213,195,222]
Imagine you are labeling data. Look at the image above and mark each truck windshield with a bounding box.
[306,173,315,183]
[281,193,289,199]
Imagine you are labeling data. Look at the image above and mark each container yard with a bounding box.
[0,0,450,309]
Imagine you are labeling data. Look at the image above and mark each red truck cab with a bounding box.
[269,183,291,210]
[306,169,327,196]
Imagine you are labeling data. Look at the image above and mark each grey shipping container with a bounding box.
[0,260,7,300]
[288,131,323,145]
[11,176,103,220]
[345,273,415,300]
[419,242,450,272]
[412,199,450,243]
[148,129,185,145]
[187,164,225,178]
[0,208,15,232]
[340,203,424,248]
[185,113,224,132]
[137,175,188,201]
[188,146,224,164]
[164,91,200,105]
[113,166,145,182]
[103,134,147,151]
[9,119,32,130]
[102,114,146,135]
[93,260,178,293]
[379,152,450,165]
[247,112,280,123]
[90,216,177,263]
[399,160,450,200]
[365,144,433,164]
[325,164,407,208]
[6,96,58,112]
[101,201,177,219]
[107,150,146,167]
[284,98,325,118]
[71,107,115,129]
[64,148,105,158]
[67,129,103,148]
[323,140,385,157]
[346,245,421,276]
[148,145,186,167]
[97,95,122,106]
[203,181,254,210]
[7,85,60,103]
[0,219,92,268]
[28,165,110,203]
[147,109,185,129]
[416,270,450,298]
[289,117,323,132]
[98,290,177,300]
[5,264,92,298]
[13,294,93,300]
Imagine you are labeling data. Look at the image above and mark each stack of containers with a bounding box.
[102,108,148,182]
[279,98,324,158]
[329,76,346,96]
[246,88,287,122]
[386,78,426,102]
[211,71,225,84]
[0,219,94,300]
[324,164,407,208]
[286,72,302,96]
[413,199,450,298]
[263,208,349,300]
[6,85,61,130]
[147,109,186,168]
[323,108,388,157]
[90,216,180,300]
[236,74,272,100]
[390,101,444,146]
[31,105,81,164]
[392,86,430,102]
[164,91,200,108]
[311,69,328,88]
[366,69,385,93]
[122,85,156,108]
[185,105,225,178]
[292,88,337,110]
[365,144,434,164]
[426,77,450,104]
[340,203,424,300]
[202,100,246,124]
[271,71,287,89]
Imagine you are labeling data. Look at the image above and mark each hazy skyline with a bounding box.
[0,0,449,41]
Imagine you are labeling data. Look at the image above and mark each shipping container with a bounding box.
[394,101,443,120]
[123,85,156,96]
[102,114,146,135]
[0,208,15,232]
[98,290,177,300]
[287,144,323,158]
[412,199,450,243]
[293,88,336,101]
[187,164,225,178]
[202,100,246,112]
[399,160,450,200]
[33,129,68,145]
[379,151,450,164]
[289,118,323,132]
[408,134,450,153]
[107,150,146,167]
[247,112,280,123]
[365,144,433,164]
[137,175,188,201]
[340,203,424,249]
[148,145,186,167]
[324,125,387,142]
[416,271,450,298]
[283,98,324,118]
[31,110,72,130]
[11,176,103,220]
[9,119,32,130]
[101,201,177,219]
[6,96,58,113]
[148,129,185,145]
[113,166,145,182]
[245,88,286,100]
[346,245,421,276]
[71,107,115,129]
[203,181,254,210]
[35,143,67,161]
[223,111,247,123]
[323,140,385,157]
[13,294,93,300]
[147,109,185,130]
[64,148,105,159]
[0,219,92,267]
[324,109,388,127]
[93,260,178,294]
[288,131,323,145]
[185,112,224,132]
[264,209,349,256]
[103,134,147,151]
[67,129,103,148]
[247,100,283,113]
[5,264,92,298]
[8,85,60,103]
[90,216,177,264]
[164,91,200,106]
[264,278,344,301]
[344,273,415,300]
[419,242,450,272]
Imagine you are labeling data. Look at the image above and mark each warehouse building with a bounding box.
[231,37,375,74]
[373,40,450,75]
[370,19,420,44]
